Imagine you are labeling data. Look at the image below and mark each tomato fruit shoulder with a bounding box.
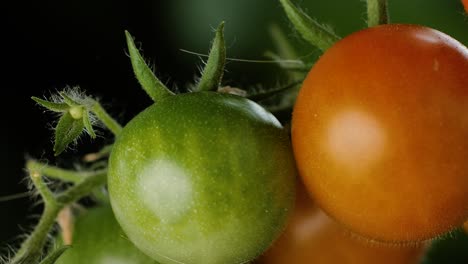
[292,24,468,242]
[108,91,296,264]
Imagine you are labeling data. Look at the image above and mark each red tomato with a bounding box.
[463,0,468,13]
[292,24,468,242]
[257,183,425,264]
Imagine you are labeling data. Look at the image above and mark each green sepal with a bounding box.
[366,0,389,27]
[279,0,340,52]
[196,21,226,92]
[39,246,70,264]
[32,97,69,112]
[82,110,96,138]
[59,92,80,107]
[54,112,85,156]
[125,30,174,102]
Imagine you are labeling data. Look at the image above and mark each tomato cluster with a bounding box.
[21,2,466,263]
[108,24,467,263]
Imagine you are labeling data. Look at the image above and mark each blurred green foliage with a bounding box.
[163,0,467,88]
[166,0,467,56]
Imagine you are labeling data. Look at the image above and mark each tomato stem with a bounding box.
[30,170,58,207]
[366,0,389,27]
[56,170,107,205]
[90,99,122,137]
[11,204,61,264]
[10,163,107,264]
[26,160,81,183]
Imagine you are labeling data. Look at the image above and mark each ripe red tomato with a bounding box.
[292,24,468,243]
[463,0,468,13]
[257,183,425,264]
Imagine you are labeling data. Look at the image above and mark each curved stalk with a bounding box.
[10,163,107,264]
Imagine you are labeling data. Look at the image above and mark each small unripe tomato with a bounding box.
[257,183,425,264]
[292,24,468,242]
[108,92,296,264]
[56,206,156,264]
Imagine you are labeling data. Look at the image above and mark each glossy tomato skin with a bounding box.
[56,206,156,264]
[258,183,425,264]
[108,91,296,264]
[292,24,468,242]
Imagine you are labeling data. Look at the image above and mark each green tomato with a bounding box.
[108,91,296,264]
[56,206,156,264]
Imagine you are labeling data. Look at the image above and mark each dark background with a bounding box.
[1,0,467,251]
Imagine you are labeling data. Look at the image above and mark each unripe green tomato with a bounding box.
[56,206,156,264]
[108,91,296,264]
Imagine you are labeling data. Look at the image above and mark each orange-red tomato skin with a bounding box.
[258,184,425,264]
[292,24,468,242]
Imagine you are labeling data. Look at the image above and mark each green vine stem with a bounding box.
[367,0,389,27]
[11,204,60,264]
[90,99,122,136]
[27,160,80,183]
[10,162,107,264]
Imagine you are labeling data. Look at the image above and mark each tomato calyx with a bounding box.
[125,21,226,103]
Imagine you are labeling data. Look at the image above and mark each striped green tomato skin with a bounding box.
[108,91,296,264]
